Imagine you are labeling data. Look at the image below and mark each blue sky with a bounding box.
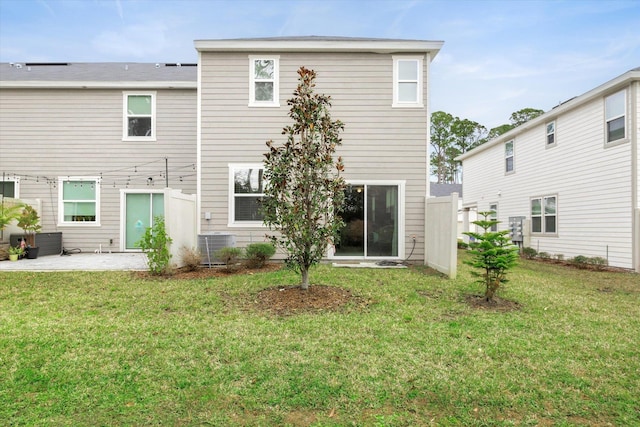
[0,0,638,129]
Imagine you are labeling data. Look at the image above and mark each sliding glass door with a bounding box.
[335,183,400,258]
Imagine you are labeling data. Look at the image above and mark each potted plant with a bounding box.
[8,245,24,261]
[0,198,24,260]
[17,205,41,259]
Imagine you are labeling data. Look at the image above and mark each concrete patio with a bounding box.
[0,252,148,272]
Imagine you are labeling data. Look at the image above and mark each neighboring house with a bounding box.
[195,37,443,263]
[429,182,477,239]
[0,62,198,252]
[457,68,640,272]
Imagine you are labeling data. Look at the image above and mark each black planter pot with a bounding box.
[26,246,40,259]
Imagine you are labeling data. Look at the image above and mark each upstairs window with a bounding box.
[59,177,100,225]
[546,121,556,146]
[249,56,279,107]
[505,140,514,173]
[229,165,265,225]
[393,56,423,108]
[605,90,626,143]
[531,195,556,234]
[123,92,155,140]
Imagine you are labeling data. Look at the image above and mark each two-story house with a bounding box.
[457,67,640,272]
[1,36,448,267]
[195,37,443,263]
[0,62,198,253]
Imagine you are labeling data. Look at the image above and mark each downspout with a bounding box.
[424,51,432,266]
[196,50,203,236]
[631,80,639,273]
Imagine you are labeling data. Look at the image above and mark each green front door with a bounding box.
[125,193,164,249]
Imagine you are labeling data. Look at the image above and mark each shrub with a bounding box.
[179,246,201,271]
[571,255,589,268]
[137,216,173,275]
[215,246,243,271]
[244,242,276,268]
[521,247,537,259]
[538,252,551,260]
[588,256,608,270]
[457,240,469,249]
[555,254,565,261]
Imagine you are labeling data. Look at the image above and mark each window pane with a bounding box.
[254,82,274,102]
[64,202,96,221]
[128,117,152,137]
[367,185,398,257]
[547,133,555,145]
[254,60,274,79]
[234,169,264,194]
[546,122,554,134]
[335,185,365,256]
[398,82,417,102]
[545,215,556,233]
[544,197,556,215]
[605,91,625,120]
[505,157,513,172]
[63,181,96,200]
[531,199,541,215]
[234,196,263,221]
[398,60,418,80]
[505,141,513,156]
[532,217,542,233]
[0,182,15,197]
[607,116,625,142]
[128,95,151,115]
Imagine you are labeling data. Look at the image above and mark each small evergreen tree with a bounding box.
[463,211,519,302]
[262,66,346,290]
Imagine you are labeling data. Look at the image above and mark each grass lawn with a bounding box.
[1,252,638,426]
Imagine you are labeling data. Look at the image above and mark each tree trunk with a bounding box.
[300,267,310,291]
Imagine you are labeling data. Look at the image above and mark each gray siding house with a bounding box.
[1,36,445,265]
[0,62,197,252]
[457,68,640,272]
[195,37,443,262]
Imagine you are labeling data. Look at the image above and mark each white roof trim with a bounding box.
[0,81,197,89]
[194,39,444,55]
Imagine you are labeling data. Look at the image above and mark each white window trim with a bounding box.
[249,56,280,107]
[58,176,101,227]
[531,194,558,236]
[604,89,627,146]
[0,176,20,198]
[123,91,156,141]
[228,163,266,228]
[489,203,498,232]
[546,120,556,148]
[505,140,515,174]
[328,179,406,260]
[392,56,424,108]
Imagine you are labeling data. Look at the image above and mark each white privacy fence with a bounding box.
[424,193,458,279]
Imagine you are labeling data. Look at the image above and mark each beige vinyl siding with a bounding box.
[462,88,635,269]
[0,88,197,252]
[199,51,428,260]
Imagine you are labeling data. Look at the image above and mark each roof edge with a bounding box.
[194,37,444,56]
[0,81,197,89]
[457,67,640,161]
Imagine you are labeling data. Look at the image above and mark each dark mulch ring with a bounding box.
[254,285,368,316]
[464,294,522,312]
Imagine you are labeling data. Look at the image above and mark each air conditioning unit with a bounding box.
[198,232,236,266]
